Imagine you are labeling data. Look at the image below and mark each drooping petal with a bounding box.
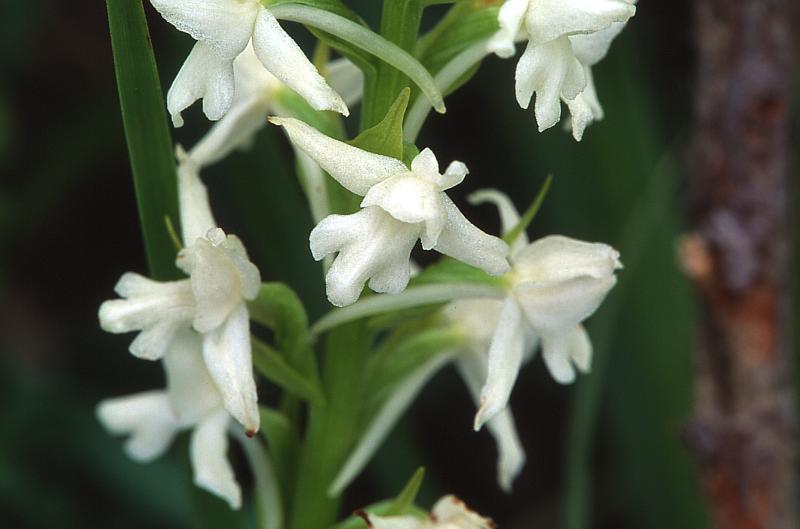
[99,273,195,360]
[163,330,224,426]
[96,391,179,462]
[360,174,445,249]
[456,351,525,492]
[167,42,236,127]
[190,410,242,509]
[187,93,272,168]
[515,37,585,131]
[487,0,529,58]
[474,297,526,430]
[329,355,451,496]
[468,188,528,255]
[431,495,496,529]
[569,324,593,373]
[565,66,603,141]
[201,305,260,433]
[540,332,577,383]
[269,117,408,196]
[326,57,365,107]
[176,148,217,244]
[524,0,635,46]
[252,8,348,115]
[433,195,511,276]
[439,160,469,191]
[148,0,258,59]
[311,207,420,306]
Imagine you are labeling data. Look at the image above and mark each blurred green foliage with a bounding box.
[0,1,712,529]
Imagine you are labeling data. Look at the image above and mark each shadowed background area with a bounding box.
[1,1,779,528]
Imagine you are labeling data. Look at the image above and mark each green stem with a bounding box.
[288,322,371,529]
[106,0,180,279]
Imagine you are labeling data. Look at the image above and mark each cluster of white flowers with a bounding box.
[98,156,260,506]
[489,0,637,140]
[98,0,635,514]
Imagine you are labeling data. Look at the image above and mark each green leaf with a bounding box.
[349,89,410,159]
[401,142,420,167]
[106,0,180,280]
[259,407,300,511]
[503,174,553,244]
[252,338,325,406]
[410,258,505,287]
[248,282,316,376]
[417,4,499,76]
[384,467,425,516]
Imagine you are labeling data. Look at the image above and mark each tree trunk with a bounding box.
[681,1,795,528]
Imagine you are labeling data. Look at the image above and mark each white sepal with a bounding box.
[163,330,224,426]
[201,304,260,434]
[487,0,529,58]
[468,188,528,255]
[431,496,496,529]
[96,391,179,462]
[524,0,636,46]
[176,149,217,244]
[252,8,348,115]
[190,410,242,509]
[269,117,407,196]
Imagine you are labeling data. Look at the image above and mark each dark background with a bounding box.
[0,1,725,528]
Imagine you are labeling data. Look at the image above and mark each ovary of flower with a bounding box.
[97,331,242,509]
[487,0,635,135]
[99,160,262,433]
[464,190,622,430]
[148,0,348,127]
[269,117,510,307]
[358,495,495,529]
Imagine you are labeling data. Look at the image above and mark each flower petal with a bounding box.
[253,8,348,115]
[569,324,593,373]
[96,391,179,462]
[540,332,577,383]
[167,42,236,127]
[474,297,526,430]
[431,495,496,529]
[355,514,421,529]
[163,330,224,426]
[456,352,526,492]
[149,0,257,59]
[487,0,529,58]
[190,410,242,509]
[269,117,407,196]
[176,148,217,244]
[515,36,585,131]
[514,235,621,283]
[565,67,603,141]
[524,0,635,46]
[202,305,260,433]
[433,195,511,276]
[570,20,628,66]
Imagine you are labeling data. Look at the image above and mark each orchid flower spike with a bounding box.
[358,495,495,529]
[97,330,242,509]
[464,190,621,430]
[99,153,261,433]
[270,117,510,307]
[488,0,636,139]
[444,298,531,492]
[148,0,349,127]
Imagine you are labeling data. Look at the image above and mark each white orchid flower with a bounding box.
[269,117,510,307]
[99,155,261,433]
[443,298,531,492]
[461,190,621,430]
[488,0,636,137]
[97,330,242,509]
[358,495,495,529]
[148,0,349,127]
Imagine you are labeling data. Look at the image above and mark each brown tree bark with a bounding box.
[680,1,795,528]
